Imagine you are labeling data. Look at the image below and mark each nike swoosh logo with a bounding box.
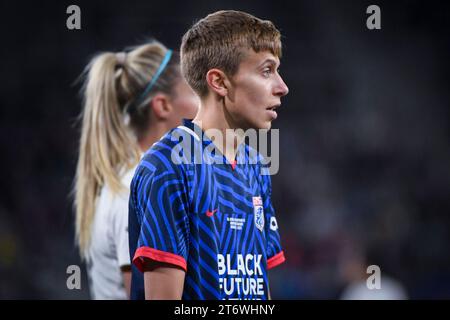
[206,209,218,217]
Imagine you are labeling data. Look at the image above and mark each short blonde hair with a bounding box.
[181,10,282,97]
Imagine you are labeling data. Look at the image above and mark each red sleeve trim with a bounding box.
[267,251,286,270]
[132,247,187,272]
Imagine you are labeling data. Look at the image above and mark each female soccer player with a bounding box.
[74,40,198,299]
[128,11,289,300]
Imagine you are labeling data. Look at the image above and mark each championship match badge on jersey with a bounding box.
[252,196,264,231]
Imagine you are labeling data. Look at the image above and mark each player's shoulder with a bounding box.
[121,165,137,186]
[243,143,264,164]
[136,126,198,176]
[242,143,270,173]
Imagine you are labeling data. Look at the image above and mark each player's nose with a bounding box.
[274,74,289,97]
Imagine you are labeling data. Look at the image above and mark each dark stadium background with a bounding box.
[0,0,449,299]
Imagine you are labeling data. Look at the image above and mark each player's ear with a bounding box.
[206,68,228,97]
[149,93,172,120]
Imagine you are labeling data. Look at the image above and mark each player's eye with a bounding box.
[262,68,271,77]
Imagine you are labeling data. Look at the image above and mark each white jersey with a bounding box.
[86,167,135,300]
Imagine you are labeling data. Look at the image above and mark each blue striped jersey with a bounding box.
[128,119,285,300]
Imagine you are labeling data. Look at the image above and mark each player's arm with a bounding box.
[112,191,133,299]
[113,196,133,299]
[261,167,285,301]
[121,266,132,299]
[131,148,190,300]
[142,260,185,300]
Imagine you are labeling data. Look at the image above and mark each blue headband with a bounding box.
[134,49,173,107]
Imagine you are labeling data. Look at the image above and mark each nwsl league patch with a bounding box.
[252,196,264,231]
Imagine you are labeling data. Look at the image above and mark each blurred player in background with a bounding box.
[128,10,289,300]
[338,244,408,300]
[73,40,198,299]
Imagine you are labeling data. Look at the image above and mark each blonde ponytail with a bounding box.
[75,53,141,257]
[74,41,181,258]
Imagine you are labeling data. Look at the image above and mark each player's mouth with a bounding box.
[266,104,280,120]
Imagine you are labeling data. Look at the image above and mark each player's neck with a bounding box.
[138,120,172,152]
[193,96,245,164]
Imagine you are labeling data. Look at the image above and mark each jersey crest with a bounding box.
[253,196,264,232]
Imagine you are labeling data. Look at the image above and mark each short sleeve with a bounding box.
[261,170,285,270]
[131,156,190,273]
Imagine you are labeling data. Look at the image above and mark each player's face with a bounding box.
[225,50,289,130]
